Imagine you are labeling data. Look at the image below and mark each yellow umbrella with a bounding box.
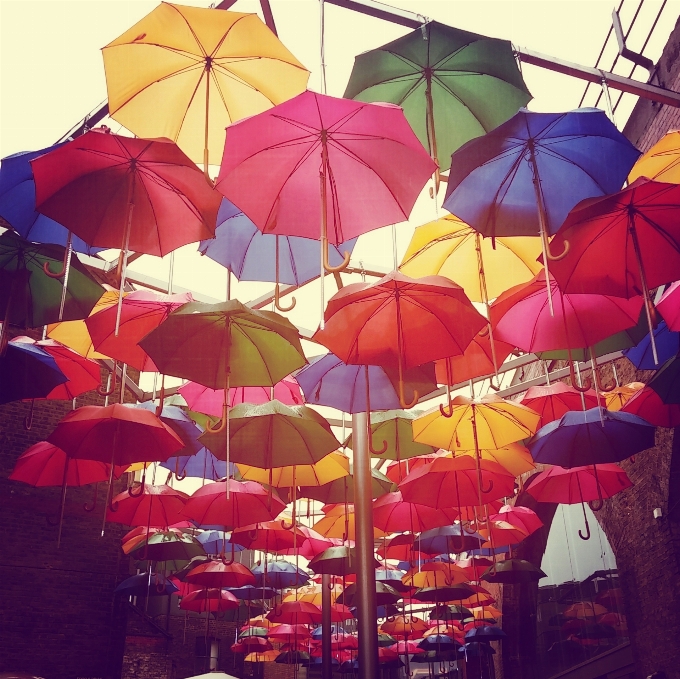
[470,605,502,620]
[604,382,645,411]
[478,520,529,548]
[283,583,343,605]
[628,130,680,183]
[46,287,121,359]
[313,510,387,541]
[244,650,279,662]
[236,451,350,487]
[413,395,540,452]
[400,214,542,302]
[103,3,310,175]
[563,602,607,619]
[439,443,535,477]
[402,562,469,588]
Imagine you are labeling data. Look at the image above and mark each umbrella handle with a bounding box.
[205,403,228,434]
[248,528,259,541]
[23,399,35,430]
[274,283,296,312]
[480,478,493,495]
[488,375,502,392]
[221,543,236,565]
[369,432,388,455]
[43,248,69,278]
[439,400,454,418]
[84,483,99,512]
[545,238,570,261]
[439,360,454,417]
[588,499,604,511]
[98,363,118,396]
[323,238,350,273]
[569,361,591,393]
[578,501,591,541]
[398,380,418,410]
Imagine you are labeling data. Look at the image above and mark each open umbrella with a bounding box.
[622,386,680,427]
[106,484,189,528]
[415,525,485,555]
[628,129,680,183]
[114,572,178,597]
[237,451,349,489]
[160,447,229,482]
[232,520,308,554]
[103,2,309,174]
[186,561,255,588]
[300,465,392,504]
[373,491,459,534]
[490,505,543,537]
[308,546,379,576]
[622,320,680,370]
[481,559,546,584]
[656,280,680,331]
[312,507,387,541]
[180,588,239,613]
[252,561,309,588]
[344,21,531,173]
[519,383,604,428]
[647,354,680,403]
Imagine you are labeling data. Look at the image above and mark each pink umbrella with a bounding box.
[621,386,680,427]
[278,526,335,560]
[178,377,303,417]
[106,484,189,528]
[490,505,543,536]
[373,491,459,534]
[217,90,436,273]
[656,280,680,331]
[519,383,604,428]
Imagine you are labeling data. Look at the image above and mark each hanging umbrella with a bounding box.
[85,290,193,372]
[161,447,230,482]
[519,383,604,429]
[185,561,255,588]
[385,454,439,484]
[480,559,546,584]
[372,491,459,534]
[229,586,278,601]
[621,386,680,427]
[403,562,469,588]
[199,198,356,311]
[648,354,680,403]
[622,320,680,370]
[130,530,205,562]
[548,178,680,363]
[464,626,506,643]
[414,525,485,556]
[231,521,308,554]
[656,280,680,331]
[114,572,179,598]
[252,561,309,588]
[178,377,303,418]
[103,2,309,174]
[266,601,322,625]
[278,527,336,561]
[344,21,531,173]
[564,602,608,619]
[196,531,244,556]
[216,90,436,268]
[295,353,437,414]
[0,231,105,337]
[243,650,279,663]
[478,521,529,548]
[628,129,680,183]
[106,484,189,528]
[604,382,645,411]
[285,582,343,605]
[336,582,401,607]
[442,444,536,478]
[268,624,312,642]
[0,144,103,254]
[381,615,429,639]
[443,108,639,307]
[312,507,387,541]
[308,546,379,575]
[300,465,392,504]
[182,480,286,529]
[180,588,239,613]
[490,505,543,537]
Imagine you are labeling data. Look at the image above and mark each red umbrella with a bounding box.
[376,534,428,562]
[178,377,303,417]
[106,484,188,528]
[373,491,459,533]
[85,290,193,372]
[31,129,220,332]
[182,480,285,529]
[330,633,359,650]
[313,271,486,407]
[217,90,435,258]
[548,178,680,363]
[329,604,355,622]
[278,526,335,560]
[455,557,494,582]
[185,561,256,588]
[268,624,312,642]
[378,647,399,663]
[621,386,680,427]
[389,640,425,655]
[519,383,603,428]
[239,637,273,651]
[385,454,440,484]
[231,520,307,553]
[399,456,516,509]
[490,505,543,537]
[179,588,239,613]
[490,270,642,390]
[266,601,322,624]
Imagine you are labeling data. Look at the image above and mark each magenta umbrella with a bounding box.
[178,377,303,418]
[216,90,436,274]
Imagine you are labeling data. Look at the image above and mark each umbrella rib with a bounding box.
[167,3,209,57]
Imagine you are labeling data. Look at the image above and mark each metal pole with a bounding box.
[321,573,333,679]
[351,411,379,679]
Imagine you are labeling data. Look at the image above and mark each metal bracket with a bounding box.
[612,9,655,72]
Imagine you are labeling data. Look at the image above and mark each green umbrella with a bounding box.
[336,581,401,607]
[0,230,104,340]
[480,559,546,584]
[344,21,531,173]
[378,633,397,647]
[200,400,340,468]
[413,583,476,603]
[344,410,436,461]
[130,531,205,562]
[298,465,393,504]
[308,546,380,576]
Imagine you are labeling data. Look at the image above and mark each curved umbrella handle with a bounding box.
[108,496,119,513]
[221,542,236,565]
[488,376,502,392]
[248,528,259,542]
[174,469,187,481]
[368,431,388,455]
[23,399,35,431]
[156,580,167,594]
[84,483,99,512]
[43,248,69,278]
[323,239,350,274]
[480,478,494,495]
[588,499,604,511]
[98,363,118,396]
[439,360,455,417]
[128,465,146,498]
[274,283,296,312]
[568,361,591,393]
[546,238,570,261]
[578,501,591,541]
[592,363,616,393]
[205,403,228,434]
[398,380,418,410]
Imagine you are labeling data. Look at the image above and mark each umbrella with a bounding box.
[196,531,244,556]
[229,586,278,601]
[519,383,604,429]
[31,130,221,331]
[564,602,608,619]
[295,353,437,414]
[480,559,546,584]
[441,444,536,478]
[268,624,312,642]
[628,129,680,183]
[300,465,392,504]
[376,535,427,563]
[647,354,680,404]
[182,480,285,529]
[252,561,309,589]
[381,615,429,639]
[656,280,680,331]
[443,107,639,308]
[103,2,309,173]
[604,382,645,411]
[465,626,506,643]
[216,90,436,269]
[178,377,303,418]
[490,505,543,537]
[414,525,485,556]
[308,546,379,576]
[0,144,103,254]
[548,178,680,363]
[336,582,401,607]
[266,601,322,625]
[313,271,485,408]
[199,198,356,311]
[413,584,476,603]
[0,231,105,339]
[180,588,239,613]
[312,507,387,541]
[243,650,279,663]
[185,561,255,588]
[232,521,308,554]
[478,521,529,547]
[85,290,193,372]
[106,484,189,528]
[160,447,230,482]
[526,463,632,539]
[622,320,680,370]
[385,454,439,484]
[278,527,336,560]
[622,386,680,427]
[344,21,531,172]
[130,531,205,563]
[372,491,459,534]
[403,563,469,588]
[114,573,178,597]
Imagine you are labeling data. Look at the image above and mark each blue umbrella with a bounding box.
[196,530,245,555]
[114,573,178,597]
[461,642,496,657]
[0,340,67,405]
[416,525,484,555]
[311,625,345,639]
[198,199,357,311]
[529,407,656,467]
[464,626,507,643]
[295,352,437,414]
[227,585,278,600]
[0,146,103,255]
[419,634,458,650]
[252,561,309,589]
[161,448,232,481]
[623,320,680,370]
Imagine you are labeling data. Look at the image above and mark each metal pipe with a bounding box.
[321,573,333,679]
[351,411,379,679]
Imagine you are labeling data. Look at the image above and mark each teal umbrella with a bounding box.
[344,21,531,173]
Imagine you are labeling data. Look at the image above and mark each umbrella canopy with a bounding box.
[465,626,507,642]
[628,129,680,183]
[622,320,680,370]
[278,526,336,560]
[136,402,204,460]
[186,561,255,588]
[183,480,285,528]
[86,290,193,372]
[381,615,429,639]
[266,601,322,625]
[490,505,543,536]
[622,386,680,427]
[161,447,230,482]
[312,508,387,541]
[141,300,305,391]
[268,624,312,642]
[196,531,244,556]
[229,585,278,601]
[400,215,542,302]
[9,441,124,487]
[106,484,189,527]
[528,408,656,467]
[481,559,546,584]
[48,404,183,465]
[414,525,485,555]
[231,521,308,554]
[114,573,178,597]
[344,21,531,171]
[296,353,437,414]
[103,2,309,167]
[403,562,469,588]
[526,464,633,504]
[657,280,680,331]
[237,451,350,488]
[604,382,645,411]
[216,90,436,245]
[130,530,205,562]
[443,108,639,239]
[0,231,105,327]
[647,354,680,403]
[478,520,529,547]
[519,383,604,429]
[252,561,309,589]
[178,378,303,417]
[180,588,239,613]
[31,130,220,257]
[300,465,392,504]
[0,144,103,254]
[201,401,339,468]
[443,444,536,478]
[308,546,379,575]
[337,582,401,607]
[373,492,459,533]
